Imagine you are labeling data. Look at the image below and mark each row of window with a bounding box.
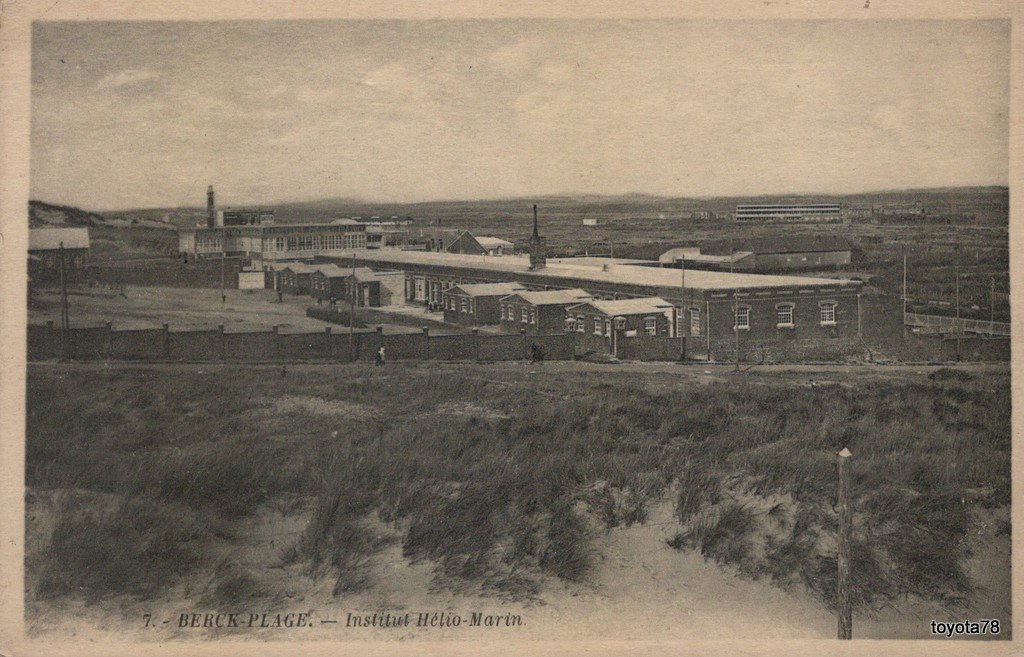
[732,302,836,330]
[267,234,364,252]
[501,305,536,324]
[563,316,659,336]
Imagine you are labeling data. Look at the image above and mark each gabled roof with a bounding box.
[447,282,527,298]
[476,236,515,249]
[350,269,386,282]
[567,297,674,317]
[281,263,320,274]
[29,227,90,251]
[311,264,357,278]
[701,235,853,256]
[501,288,593,306]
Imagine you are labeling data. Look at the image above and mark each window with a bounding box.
[734,306,750,330]
[500,305,507,320]
[594,318,602,335]
[689,307,701,336]
[461,298,468,313]
[565,317,576,332]
[529,311,536,325]
[820,302,837,325]
[776,304,794,327]
[522,307,529,323]
[605,319,612,336]
[576,316,585,333]
[644,317,657,336]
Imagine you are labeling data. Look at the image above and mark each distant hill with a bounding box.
[29,200,104,228]
[33,185,1009,229]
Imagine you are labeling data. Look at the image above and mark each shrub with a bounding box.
[539,502,591,582]
[35,495,206,601]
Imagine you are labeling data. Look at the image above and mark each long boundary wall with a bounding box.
[26,323,574,363]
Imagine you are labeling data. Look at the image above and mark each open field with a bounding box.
[25,361,1010,640]
[28,286,463,335]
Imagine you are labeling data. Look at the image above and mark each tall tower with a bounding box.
[529,204,546,270]
[207,185,216,228]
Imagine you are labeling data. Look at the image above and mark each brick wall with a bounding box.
[618,334,683,361]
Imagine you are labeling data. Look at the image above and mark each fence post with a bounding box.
[273,325,280,361]
[837,446,853,640]
[472,327,480,362]
[219,324,226,362]
[376,325,384,364]
[324,326,332,360]
[163,323,171,360]
[422,326,430,360]
[106,321,113,360]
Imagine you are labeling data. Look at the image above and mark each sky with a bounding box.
[31,19,1009,210]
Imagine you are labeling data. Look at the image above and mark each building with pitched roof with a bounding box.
[442,282,527,327]
[499,288,594,335]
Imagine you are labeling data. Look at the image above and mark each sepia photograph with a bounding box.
[1,3,1020,655]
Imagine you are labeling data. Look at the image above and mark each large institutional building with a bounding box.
[178,185,367,259]
[308,210,864,360]
[734,203,843,223]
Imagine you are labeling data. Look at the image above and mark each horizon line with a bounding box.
[30,184,1010,215]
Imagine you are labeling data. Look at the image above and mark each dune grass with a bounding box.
[26,364,1010,613]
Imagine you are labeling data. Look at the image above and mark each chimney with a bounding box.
[207,185,215,228]
[529,204,546,270]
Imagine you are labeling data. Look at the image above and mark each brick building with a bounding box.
[314,202,865,360]
[279,263,319,295]
[309,264,355,301]
[442,282,526,327]
[499,288,593,336]
[346,269,404,307]
[567,297,675,354]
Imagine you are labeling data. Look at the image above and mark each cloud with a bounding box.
[95,68,159,90]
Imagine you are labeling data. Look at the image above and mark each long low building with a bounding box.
[315,247,865,359]
[178,221,367,260]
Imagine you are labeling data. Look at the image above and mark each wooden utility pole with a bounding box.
[678,256,686,361]
[220,227,226,305]
[955,267,961,361]
[59,242,69,330]
[837,446,853,640]
[730,238,739,370]
[349,253,356,361]
[902,254,907,322]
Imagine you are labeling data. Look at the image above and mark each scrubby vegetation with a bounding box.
[26,364,1010,615]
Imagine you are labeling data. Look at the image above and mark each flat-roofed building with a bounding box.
[317,247,865,361]
[178,222,367,260]
[734,203,842,223]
